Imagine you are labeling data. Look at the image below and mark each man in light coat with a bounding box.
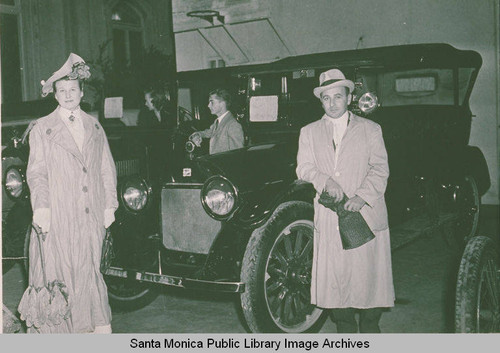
[189,88,244,154]
[296,68,394,333]
[20,54,118,333]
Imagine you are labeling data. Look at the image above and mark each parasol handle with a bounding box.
[33,224,48,287]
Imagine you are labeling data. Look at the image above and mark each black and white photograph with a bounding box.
[1,0,499,347]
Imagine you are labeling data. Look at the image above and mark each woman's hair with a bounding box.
[145,86,170,112]
[209,88,232,111]
[52,78,83,92]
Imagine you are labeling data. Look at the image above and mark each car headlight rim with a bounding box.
[120,177,151,213]
[357,92,379,114]
[201,175,239,221]
[3,166,26,200]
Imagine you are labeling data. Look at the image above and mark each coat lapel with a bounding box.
[317,117,336,174]
[336,113,361,166]
[44,110,85,165]
[81,111,97,155]
[215,112,233,136]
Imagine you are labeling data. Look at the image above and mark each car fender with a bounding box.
[203,180,315,279]
[233,179,315,228]
[461,146,490,196]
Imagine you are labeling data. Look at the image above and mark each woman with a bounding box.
[138,87,172,128]
[18,53,117,333]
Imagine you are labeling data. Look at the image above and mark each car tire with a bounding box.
[455,236,500,333]
[105,277,159,313]
[102,228,160,313]
[22,224,31,279]
[240,201,326,333]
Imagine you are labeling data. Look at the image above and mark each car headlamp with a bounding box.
[121,177,150,212]
[4,166,25,199]
[201,175,238,220]
[358,92,379,114]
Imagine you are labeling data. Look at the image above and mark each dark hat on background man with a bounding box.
[40,53,91,97]
[313,68,355,98]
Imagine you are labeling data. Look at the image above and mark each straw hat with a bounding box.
[313,68,354,98]
[40,53,90,97]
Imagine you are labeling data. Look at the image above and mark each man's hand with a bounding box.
[324,178,343,202]
[189,132,202,147]
[344,195,366,212]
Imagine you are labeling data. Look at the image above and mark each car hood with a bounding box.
[195,141,298,193]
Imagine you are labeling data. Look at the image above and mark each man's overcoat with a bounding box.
[296,113,394,308]
[26,108,118,333]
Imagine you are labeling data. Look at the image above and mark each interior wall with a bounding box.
[17,0,174,101]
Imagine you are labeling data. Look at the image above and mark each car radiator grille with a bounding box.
[161,187,221,254]
[115,159,140,177]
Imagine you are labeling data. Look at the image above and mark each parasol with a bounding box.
[18,224,70,330]
[318,191,375,250]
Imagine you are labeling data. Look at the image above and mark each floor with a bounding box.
[2,206,498,333]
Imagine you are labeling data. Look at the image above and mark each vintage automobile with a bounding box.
[2,43,491,333]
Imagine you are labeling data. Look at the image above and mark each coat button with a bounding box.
[82,186,88,192]
[46,129,52,135]
[83,167,87,173]
[85,207,89,214]
[335,172,340,177]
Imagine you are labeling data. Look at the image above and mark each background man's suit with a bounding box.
[199,112,244,154]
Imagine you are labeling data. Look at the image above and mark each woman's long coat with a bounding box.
[26,108,118,333]
[296,113,394,308]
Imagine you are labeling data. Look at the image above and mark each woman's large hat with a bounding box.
[40,53,91,97]
[313,68,354,98]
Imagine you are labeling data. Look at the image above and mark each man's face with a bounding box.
[320,86,351,119]
[208,94,226,117]
[54,80,83,111]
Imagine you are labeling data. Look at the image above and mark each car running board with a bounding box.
[103,266,245,293]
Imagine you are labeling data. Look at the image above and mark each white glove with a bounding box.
[33,208,51,233]
[104,208,116,228]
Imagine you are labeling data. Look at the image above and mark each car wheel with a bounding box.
[455,236,500,333]
[454,176,480,245]
[22,224,31,276]
[105,277,159,312]
[240,201,326,333]
[101,228,159,312]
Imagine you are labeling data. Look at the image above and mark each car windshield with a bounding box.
[359,67,475,107]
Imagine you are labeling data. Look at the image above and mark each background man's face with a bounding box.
[54,80,83,111]
[320,86,351,119]
[208,94,226,117]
